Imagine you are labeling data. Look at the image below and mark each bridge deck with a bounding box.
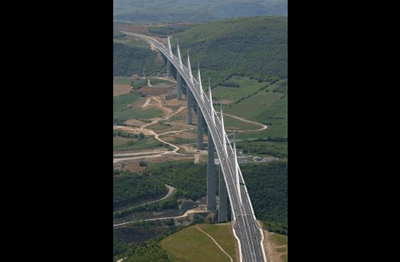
[121,32,267,262]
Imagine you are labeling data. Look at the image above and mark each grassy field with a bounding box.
[113,136,165,151]
[161,224,237,262]
[223,88,287,138]
[212,76,269,102]
[114,78,134,85]
[221,113,261,131]
[270,232,287,246]
[147,122,173,130]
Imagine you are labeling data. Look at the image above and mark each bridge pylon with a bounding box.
[187,50,193,84]
[197,62,204,102]
[176,39,182,68]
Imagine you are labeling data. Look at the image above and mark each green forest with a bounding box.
[170,16,287,85]
[113,170,167,211]
[113,160,287,260]
[113,42,164,76]
[114,238,172,262]
[114,228,177,262]
[240,162,287,227]
[146,160,218,201]
[117,160,287,226]
[236,140,288,158]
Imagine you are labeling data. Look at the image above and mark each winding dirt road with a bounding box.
[217,112,268,132]
[113,95,189,163]
[114,94,268,164]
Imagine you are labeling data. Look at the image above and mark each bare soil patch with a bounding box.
[164,99,186,107]
[113,125,155,136]
[114,84,132,96]
[113,160,147,173]
[262,230,288,262]
[179,132,197,140]
[113,148,168,156]
[124,119,146,127]
[138,86,169,96]
[217,99,234,105]
[153,82,172,88]
[144,154,193,163]
[160,136,175,142]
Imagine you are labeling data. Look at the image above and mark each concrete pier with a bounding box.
[167,59,171,77]
[207,131,216,212]
[197,103,204,149]
[177,73,182,100]
[218,164,228,222]
[186,85,193,125]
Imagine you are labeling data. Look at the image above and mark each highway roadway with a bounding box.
[121,31,267,262]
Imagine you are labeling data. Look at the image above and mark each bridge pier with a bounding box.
[197,103,204,149]
[176,73,182,100]
[167,59,171,77]
[218,164,228,222]
[186,85,193,125]
[207,130,217,212]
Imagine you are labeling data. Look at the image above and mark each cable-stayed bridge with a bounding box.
[120,31,267,262]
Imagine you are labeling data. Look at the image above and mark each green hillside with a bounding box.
[113,0,287,23]
[114,16,287,83]
[113,171,167,211]
[113,42,165,76]
[171,16,287,85]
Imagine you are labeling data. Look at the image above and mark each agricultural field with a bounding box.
[223,89,287,138]
[113,92,164,124]
[220,113,262,131]
[212,76,269,102]
[113,136,165,151]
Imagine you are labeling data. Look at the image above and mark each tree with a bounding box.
[139,133,145,140]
